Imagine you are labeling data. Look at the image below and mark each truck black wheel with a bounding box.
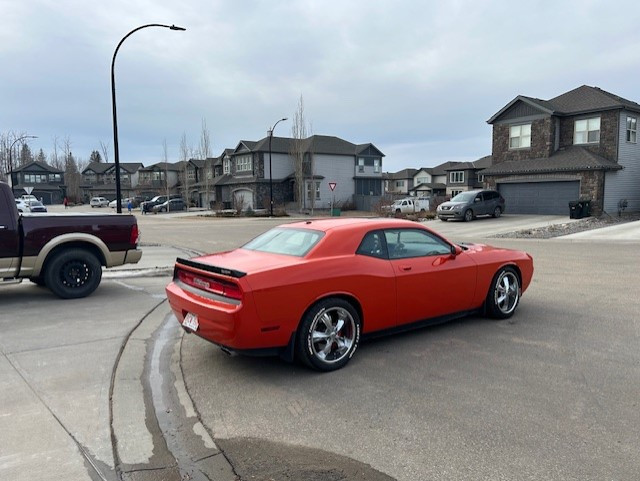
[44,248,102,299]
[29,277,46,287]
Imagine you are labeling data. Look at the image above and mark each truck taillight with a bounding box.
[130,224,140,245]
[176,269,242,300]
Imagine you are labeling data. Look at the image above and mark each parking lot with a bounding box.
[2,210,639,481]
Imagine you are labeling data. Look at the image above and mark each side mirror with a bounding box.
[450,244,463,257]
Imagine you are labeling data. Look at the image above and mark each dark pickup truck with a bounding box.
[0,182,142,298]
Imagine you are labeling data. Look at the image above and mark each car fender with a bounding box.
[30,233,111,277]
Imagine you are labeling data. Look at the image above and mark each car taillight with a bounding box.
[177,269,242,300]
[130,224,140,245]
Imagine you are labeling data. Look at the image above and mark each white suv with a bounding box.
[90,197,109,208]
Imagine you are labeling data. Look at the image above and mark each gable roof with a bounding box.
[385,168,418,180]
[233,135,385,157]
[488,85,640,123]
[480,146,622,175]
[83,162,143,174]
[13,160,63,173]
[430,161,462,176]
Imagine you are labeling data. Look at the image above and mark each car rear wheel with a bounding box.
[486,267,520,319]
[296,298,361,372]
[44,248,102,299]
[464,209,473,222]
[492,206,502,218]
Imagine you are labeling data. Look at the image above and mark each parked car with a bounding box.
[21,194,38,203]
[90,197,110,208]
[153,198,185,213]
[25,200,47,213]
[166,217,534,371]
[109,197,136,209]
[141,194,182,213]
[383,197,430,214]
[0,182,142,298]
[437,190,505,222]
[15,199,27,212]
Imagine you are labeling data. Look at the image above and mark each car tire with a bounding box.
[44,248,102,299]
[296,298,361,372]
[486,266,520,319]
[464,209,473,222]
[29,277,46,287]
[492,206,502,218]
[439,217,447,221]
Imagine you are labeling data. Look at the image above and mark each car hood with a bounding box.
[438,201,467,209]
[192,249,302,276]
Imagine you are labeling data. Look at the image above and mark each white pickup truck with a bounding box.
[384,197,431,214]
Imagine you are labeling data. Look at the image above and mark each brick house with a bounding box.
[482,85,639,215]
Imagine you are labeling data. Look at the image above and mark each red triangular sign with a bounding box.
[329,182,337,191]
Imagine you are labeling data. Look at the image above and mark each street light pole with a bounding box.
[7,134,37,197]
[268,117,287,217]
[111,23,186,213]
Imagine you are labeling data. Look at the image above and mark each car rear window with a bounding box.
[243,227,324,257]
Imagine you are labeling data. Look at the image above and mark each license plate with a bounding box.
[182,312,199,331]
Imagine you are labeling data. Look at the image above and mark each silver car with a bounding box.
[437,190,505,222]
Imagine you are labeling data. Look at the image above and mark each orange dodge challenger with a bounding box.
[166,218,533,371]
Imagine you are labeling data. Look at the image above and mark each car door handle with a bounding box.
[399,265,412,271]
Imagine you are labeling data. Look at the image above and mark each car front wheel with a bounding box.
[44,248,102,299]
[296,298,361,372]
[486,267,520,319]
[493,206,502,218]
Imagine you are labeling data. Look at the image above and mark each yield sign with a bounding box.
[328,182,337,191]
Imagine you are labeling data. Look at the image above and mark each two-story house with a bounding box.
[81,162,143,201]
[482,85,638,215]
[384,169,417,197]
[213,135,384,211]
[444,155,492,197]
[10,161,65,204]
[135,162,182,200]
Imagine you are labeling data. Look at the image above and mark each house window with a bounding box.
[358,158,365,173]
[574,117,600,144]
[373,158,380,173]
[416,176,429,186]
[306,181,320,200]
[395,180,405,188]
[451,189,463,196]
[152,171,165,181]
[236,155,252,172]
[187,168,196,181]
[627,116,637,143]
[48,173,61,182]
[223,158,230,174]
[450,171,464,183]
[509,124,531,149]
[477,174,485,183]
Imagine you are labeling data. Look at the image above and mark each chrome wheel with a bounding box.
[309,307,356,363]
[492,269,519,317]
[297,298,361,371]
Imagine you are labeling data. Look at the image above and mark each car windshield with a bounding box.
[451,192,477,202]
[243,227,324,257]
[29,201,44,207]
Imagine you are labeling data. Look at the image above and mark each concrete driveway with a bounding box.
[559,219,640,241]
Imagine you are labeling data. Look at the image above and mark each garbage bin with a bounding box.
[331,208,341,217]
[569,201,583,219]
[581,200,591,218]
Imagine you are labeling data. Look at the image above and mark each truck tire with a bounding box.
[44,248,102,299]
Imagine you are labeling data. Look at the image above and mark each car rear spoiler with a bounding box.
[175,257,247,278]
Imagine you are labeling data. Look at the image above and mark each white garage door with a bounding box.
[233,189,253,211]
[498,181,580,215]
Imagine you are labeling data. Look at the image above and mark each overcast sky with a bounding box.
[3,0,639,172]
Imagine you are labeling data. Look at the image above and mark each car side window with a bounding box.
[356,231,387,259]
[384,229,451,259]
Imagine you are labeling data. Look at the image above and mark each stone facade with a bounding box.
[492,117,555,164]
[558,110,618,162]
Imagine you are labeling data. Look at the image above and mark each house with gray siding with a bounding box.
[482,85,638,215]
[213,135,384,211]
[10,161,65,204]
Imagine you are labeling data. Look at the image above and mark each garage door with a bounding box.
[498,181,579,215]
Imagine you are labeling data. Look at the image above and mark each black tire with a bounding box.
[395,208,401,214]
[464,209,473,222]
[492,206,502,218]
[296,298,361,372]
[439,217,447,222]
[486,267,520,319]
[44,248,102,299]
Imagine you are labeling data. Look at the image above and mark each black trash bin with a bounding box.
[569,201,583,219]
[581,200,591,218]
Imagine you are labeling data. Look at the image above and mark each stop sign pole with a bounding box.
[329,182,336,214]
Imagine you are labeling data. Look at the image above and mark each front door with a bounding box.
[384,228,477,325]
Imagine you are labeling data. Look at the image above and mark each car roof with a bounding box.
[281,217,422,234]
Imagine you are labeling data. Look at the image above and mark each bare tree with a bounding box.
[180,132,190,211]
[162,139,170,204]
[290,95,311,212]
[49,136,63,171]
[99,141,110,164]
[199,118,212,209]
